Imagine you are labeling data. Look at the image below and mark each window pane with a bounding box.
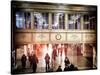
[16,12,23,29]
[16,12,31,29]
[24,12,31,29]
[52,13,65,29]
[34,12,49,29]
[83,14,96,30]
[90,15,96,29]
[83,15,89,29]
[68,14,81,29]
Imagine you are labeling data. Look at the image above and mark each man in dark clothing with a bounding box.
[64,57,70,66]
[69,64,78,70]
[21,54,27,69]
[31,54,38,73]
[64,65,70,71]
[45,53,50,72]
[29,54,32,68]
[56,65,62,72]
[64,63,78,71]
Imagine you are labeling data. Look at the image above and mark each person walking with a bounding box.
[44,53,50,72]
[31,54,38,73]
[21,54,27,69]
[64,57,70,66]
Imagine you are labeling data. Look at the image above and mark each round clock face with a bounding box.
[55,34,62,40]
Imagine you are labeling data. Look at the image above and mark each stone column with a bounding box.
[65,13,68,30]
[31,12,34,29]
[81,15,84,30]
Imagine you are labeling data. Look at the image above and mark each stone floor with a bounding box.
[12,54,96,74]
[12,47,97,74]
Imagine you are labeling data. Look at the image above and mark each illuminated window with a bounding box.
[16,12,23,29]
[24,12,31,29]
[68,14,81,29]
[16,12,31,29]
[83,14,96,29]
[34,12,49,29]
[52,13,65,29]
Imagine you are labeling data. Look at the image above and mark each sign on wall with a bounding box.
[33,33,49,43]
[67,33,82,42]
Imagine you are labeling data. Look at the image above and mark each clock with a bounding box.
[55,34,62,40]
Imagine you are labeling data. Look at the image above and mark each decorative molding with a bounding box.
[83,34,96,42]
[15,33,32,43]
[67,33,82,42]
[33,33,49,42]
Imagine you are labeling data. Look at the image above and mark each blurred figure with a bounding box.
[31,54,38,73]
[64,58,71,71]
[21,54,27,69]
[69,64,78,71]
[64,60,78,71]
[45,53,50,72]
[52,47,57,61]
[64,65,70,71]
[64,44,68,57]
[52,46,57,69]
[28,53,33,68]
[64,57,70,66]
[56,65,62,72]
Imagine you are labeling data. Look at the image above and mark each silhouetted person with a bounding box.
[64,60,72,71]
[52,48,57,61]
[69,64,78,70]
[29,54,33,68]
[45,53,50,72]
[64,62,78,71]
[56,65,62,72]
[21,54,27,69]
[64,57,70,66]
[64,65,70,71]
[31,54,38,73]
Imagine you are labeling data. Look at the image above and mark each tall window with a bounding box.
[16,12,23,29]
[34,12,49,29]
[16,12,31,29]
[24,12,31,29]
[52,13,65,29]
[83,14,96,29]
[68,14,81,29]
